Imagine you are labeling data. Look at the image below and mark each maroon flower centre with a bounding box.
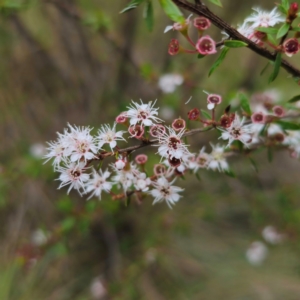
[285,39,299,53]
[232,127,241,137]
[71,170,81,179]
[254,114,264,122]
[138,110,149,119]
[168,137,180,149]
[200,40,213,52]
[208,96,219,104]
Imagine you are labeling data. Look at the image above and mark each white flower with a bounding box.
[97,123,126,151]
[31,229,49,246]
[133,172,151,192]
[57,160,89,195]
[208,144,229,172]
[30,143,46,159]
[244,7,285,28]
[126,100,162,127]
[67,124,98,162]
[90,277,107,300]
[44,139,66,167]
[262,226,285,245]
[149,176,184,209]
[246,241,268,266]
[220,115,253,146]
[157,127,190,160]
[237,22,255,38]
[158,74,184,94]
[85,169,112,200]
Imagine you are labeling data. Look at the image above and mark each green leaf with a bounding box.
[60,217,76,232]
[158,0,185,23]
[208,0,223,7]
[268,52,282,83]
[144,1,154,31]
[277,4,288,14]
[197,53,206,59]
[249,157,259,173]
[195,172,201,181]
[256,27,278,34]
[225,169,235,177]
[288,94,300,103]
[260,62,270,76]
[282,0,290,11]
[267,33,277,45]
[201,109,212,120]
[276,120,300,130]
[224,40,248,48]
[239,93,251,115]
[276,22,290,39]
[120,0,145,13]
[208,46,229,77]
[291,27,300,32]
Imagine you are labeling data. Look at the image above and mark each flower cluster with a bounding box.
[165,15,217,56]
[44,87,300,209]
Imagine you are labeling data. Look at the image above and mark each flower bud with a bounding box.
[128,125,144,139]
[288,2,298,20]
[153,164,166,176]
[135,154,148,165]
[220,113,235,128]
[272,106,285,117]
[168,39,180,56]
[172,118,186,131]
[115,112,128,124]
[251,112,266,124]
[187,108,200,121]
[150,124,166,137]
[195,35,217,55]
[193,17,211,30]
[283,38,300,57]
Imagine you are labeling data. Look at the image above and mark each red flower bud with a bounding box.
[168,39,180,56]
[172,118,186,131]
[187,108,200,120]
[283,38,300,57]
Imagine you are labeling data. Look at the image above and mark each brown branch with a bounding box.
[172,0,300,78]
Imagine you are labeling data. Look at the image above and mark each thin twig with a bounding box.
[172,0,300,78]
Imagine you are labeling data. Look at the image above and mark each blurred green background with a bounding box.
[1,0,300,299]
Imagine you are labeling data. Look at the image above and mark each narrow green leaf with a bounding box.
[197,53,206,59]
[282,0,290,11]
[239,93,251,115]
[288,94,300,103]
[144,1,154,31]
[249,157,259,173]
[158,0,185,23]
[256,27,278,34]
[276,120,300,130]
[291,27,300,32]
[267,147,273,163]
[201,109,212,120]
[260,62,270,76]
[267,33,277,45]
[208,46,229,77]
[195,172,201,181]
[277,4,288,14]
[268,52,282,83]
[276,22,290,39]
[224,40,248,48]
[225,169,235,177]
[120,0,145,13]
[208,0,223,7]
